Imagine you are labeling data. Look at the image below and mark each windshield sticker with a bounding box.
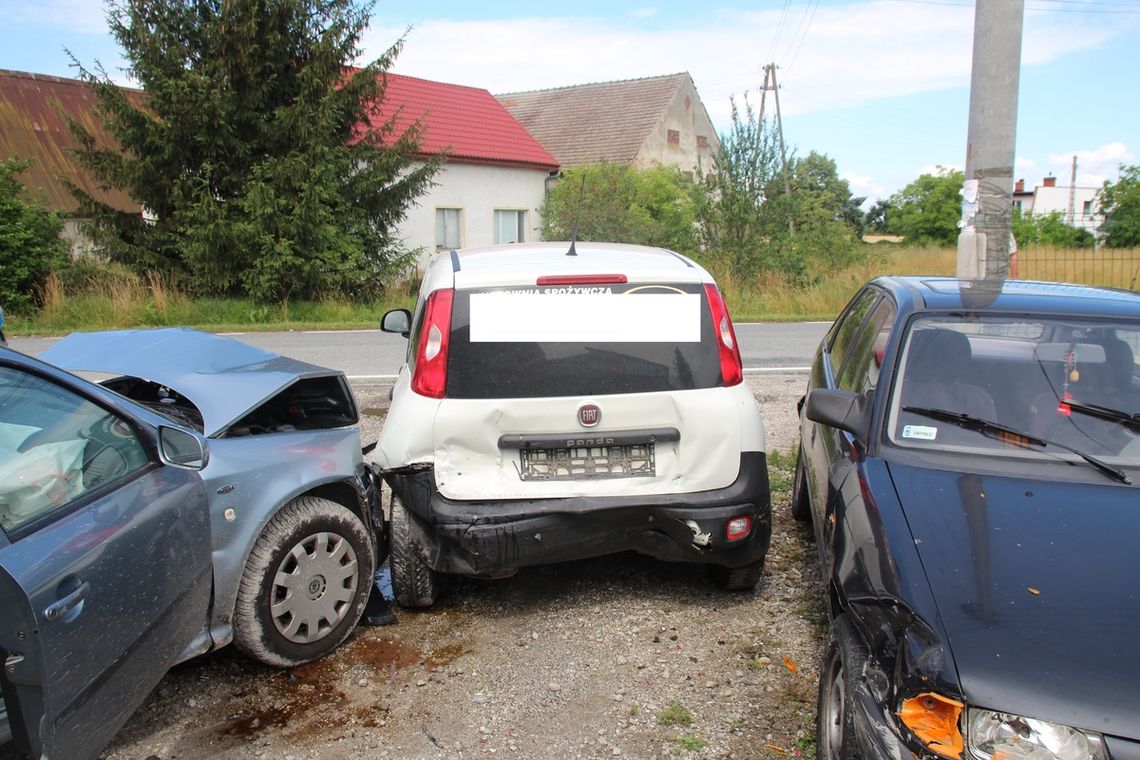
[469,292,701,343]
[902,425,938,441]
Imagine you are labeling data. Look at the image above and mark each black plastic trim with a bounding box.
[497,427,680,450]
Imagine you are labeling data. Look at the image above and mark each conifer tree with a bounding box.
[70,0,438,301]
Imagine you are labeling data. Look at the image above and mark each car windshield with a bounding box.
[887,316,1140,468]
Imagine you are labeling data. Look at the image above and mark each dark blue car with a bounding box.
[0,347,212,760]
[794,278,1140,760]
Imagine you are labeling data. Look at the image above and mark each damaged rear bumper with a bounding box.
[384,452,771,576]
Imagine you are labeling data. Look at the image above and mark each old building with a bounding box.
[0,69,143,257]
[497,72,718,177]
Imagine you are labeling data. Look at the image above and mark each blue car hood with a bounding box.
[887,460,1140,741]
[42,328,347,437]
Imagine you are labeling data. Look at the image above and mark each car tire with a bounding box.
[389,493,439,608]
[791,444,812,523]
[233,496,374,668]
[816,615,868,760]
[707,558,764,591]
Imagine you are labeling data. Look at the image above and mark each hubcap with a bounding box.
[270,531,358,644]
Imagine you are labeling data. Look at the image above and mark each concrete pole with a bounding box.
[957,0,1025,280]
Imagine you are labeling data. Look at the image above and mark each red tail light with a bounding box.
[704,283,743,386]
[411,288,454,399]
[536,274,629,286]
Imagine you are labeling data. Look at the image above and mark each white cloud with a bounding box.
[362,1,1123,131]
[1046,143,1134,187]
[631,8,657,19]
[842,171,886,204]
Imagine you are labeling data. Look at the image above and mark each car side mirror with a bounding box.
[158,426,209,470]
[381,309,411,338]
[805,388,872,442]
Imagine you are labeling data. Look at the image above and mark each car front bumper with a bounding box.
[384,452,771,576]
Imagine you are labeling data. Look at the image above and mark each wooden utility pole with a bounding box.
[957,0,1025,279]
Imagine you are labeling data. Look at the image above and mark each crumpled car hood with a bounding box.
[42,328,348,438]
[887,460,1140,740]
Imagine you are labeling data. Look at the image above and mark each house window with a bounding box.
[696,135,709,150]
[435,208,462,249]
[667,129,680,145]
[494,210,526,245]
[1082,200,1093,217]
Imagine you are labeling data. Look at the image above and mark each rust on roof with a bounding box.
[0,69,141,214]
[496,73,694,168]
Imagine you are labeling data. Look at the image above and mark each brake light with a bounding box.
[411,288,454,399]
[536,274,629,286]
[704,283,743,386]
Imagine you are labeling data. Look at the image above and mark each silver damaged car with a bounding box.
[41,328,381,668]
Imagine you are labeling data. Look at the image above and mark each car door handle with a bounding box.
[44,581,90,622]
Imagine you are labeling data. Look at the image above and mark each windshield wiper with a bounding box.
[902,405,1133,485]
[1062,399,1140,432]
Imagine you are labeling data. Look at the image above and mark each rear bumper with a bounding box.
[384,452,771,576]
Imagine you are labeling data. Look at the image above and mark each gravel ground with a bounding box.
[9,374,825,760]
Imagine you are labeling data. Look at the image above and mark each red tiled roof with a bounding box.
[361,72,559,172]
[496,73,690,168]
[0,69,141,213]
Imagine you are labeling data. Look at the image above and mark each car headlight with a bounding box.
[967,708,1108,760]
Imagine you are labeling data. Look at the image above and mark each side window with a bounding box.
[493,210,526,244]
[837,297,897,393]
[827,289,880,381]
[0,368,150,532]
[435,208,462,250]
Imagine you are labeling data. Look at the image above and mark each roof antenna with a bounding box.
[567,173,586,256]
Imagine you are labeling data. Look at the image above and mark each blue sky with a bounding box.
[2,0,1137,203]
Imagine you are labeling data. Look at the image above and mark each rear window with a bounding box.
[446,283,720,398]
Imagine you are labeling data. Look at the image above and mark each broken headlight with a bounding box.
[967,709,1108,760]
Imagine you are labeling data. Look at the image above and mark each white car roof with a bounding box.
[421,242,715,292]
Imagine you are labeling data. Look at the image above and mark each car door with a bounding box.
[0,360,212,760]
[807,290,896,553]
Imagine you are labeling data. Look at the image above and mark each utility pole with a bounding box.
[957,0,1025,280]
[759,63,795,235]
[1067,154,1078,226]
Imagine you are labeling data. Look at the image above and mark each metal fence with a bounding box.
[1012,246,1140,291]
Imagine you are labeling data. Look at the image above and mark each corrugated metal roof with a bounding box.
[0,69,141,214]
[361,72,559,172]
[496,73,690,167]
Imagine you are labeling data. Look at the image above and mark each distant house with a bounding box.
[1013,176,1102,238]
[497,72,719,177]
[0,69,143,257]
[1,69,558,268]
[364,73,559,268]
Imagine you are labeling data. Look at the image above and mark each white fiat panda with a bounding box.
[372,242,770,606]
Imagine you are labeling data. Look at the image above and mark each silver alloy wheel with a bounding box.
[270,530,359,644]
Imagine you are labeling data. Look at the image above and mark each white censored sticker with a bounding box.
[902,425,938,441]
[469,292,701,343]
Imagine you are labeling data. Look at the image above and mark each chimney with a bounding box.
[1015,179,1025,193]
[1043,175,1056,188]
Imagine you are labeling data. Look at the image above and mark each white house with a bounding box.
[1013,176,1102,238]
[364,73,560,269]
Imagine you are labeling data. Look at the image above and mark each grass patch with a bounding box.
[657,699,694,728]
[668,734,707,752]
[8,245,1136,335]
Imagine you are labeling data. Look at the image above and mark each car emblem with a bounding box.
[578,403,600,428]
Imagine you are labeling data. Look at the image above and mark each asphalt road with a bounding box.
[9,322,829,379]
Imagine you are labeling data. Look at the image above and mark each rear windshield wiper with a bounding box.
[1062,399,1140,432]
[902,406,1133,485]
